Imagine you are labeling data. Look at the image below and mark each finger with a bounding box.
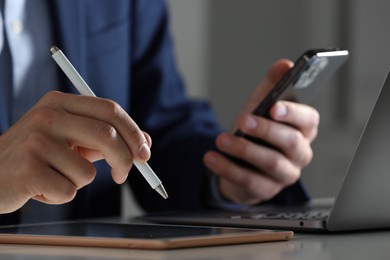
[47,109,133,184]
[143,131,152,148]
[31,167,78,205]
[25,103,134,184]
[242,60,294,115]
[212,132,301,184]
[270,101,320,141]
[27,163,78,205]
[40,134,97,189]
[268,59,295,81]
[203,151,284,204]
[237,115,313,167]
[39,92,151,161]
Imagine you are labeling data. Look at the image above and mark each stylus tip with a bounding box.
[155,185,168,199]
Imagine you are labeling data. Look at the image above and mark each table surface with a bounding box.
[0,227,389,260]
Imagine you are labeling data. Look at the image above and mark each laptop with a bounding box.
[139,68,390,232]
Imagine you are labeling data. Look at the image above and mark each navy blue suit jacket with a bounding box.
[1,0,309,223]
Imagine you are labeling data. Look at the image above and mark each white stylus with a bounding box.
[50,46,168,199]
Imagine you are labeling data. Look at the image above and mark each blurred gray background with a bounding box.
[123,0,390,216]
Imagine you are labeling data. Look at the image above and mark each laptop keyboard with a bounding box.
[226,210,329,221]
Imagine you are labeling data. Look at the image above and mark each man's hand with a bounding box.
[203,60,320,205]
[0,91,151,214]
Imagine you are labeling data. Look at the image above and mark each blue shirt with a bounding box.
[0,0,58,126]
[0,0,65,223]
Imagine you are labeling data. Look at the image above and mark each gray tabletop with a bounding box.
[0,229,389,260]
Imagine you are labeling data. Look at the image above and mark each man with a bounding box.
[0,0,318,224]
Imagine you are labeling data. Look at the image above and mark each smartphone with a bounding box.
[0,221,293,250]
[233,48,349,167]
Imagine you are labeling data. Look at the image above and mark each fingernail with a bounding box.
[139,143,151,160]
[205,154,217,165]
[118,173,128,184]
[275,103,287,118]
[244,116,257,129]
[220,135,233,147]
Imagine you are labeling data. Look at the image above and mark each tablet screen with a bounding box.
[0,222,261,238]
